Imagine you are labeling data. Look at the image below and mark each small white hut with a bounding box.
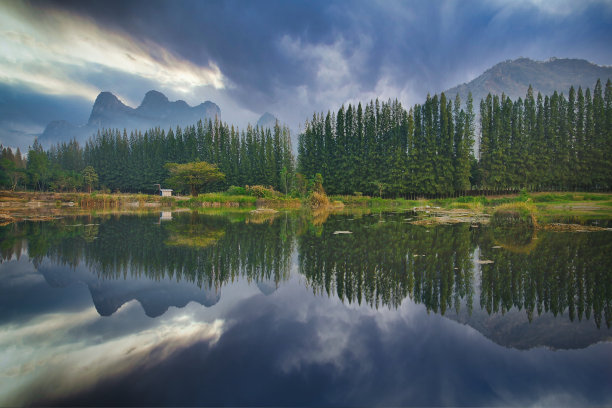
[154,184,173,197]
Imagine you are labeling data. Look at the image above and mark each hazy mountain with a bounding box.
[39,90,220,146]
[256,112,278,129]
[38,259,220,318]
[36,57,612,148]
[444,57,612,105]
[444,302,611,350]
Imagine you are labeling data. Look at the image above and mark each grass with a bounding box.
[2,190,611,226]
[331,195,422,209]
[186,193,257,205]
[530,192,610,203]
[491,202,538,227]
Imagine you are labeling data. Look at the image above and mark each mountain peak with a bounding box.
[444,57,612,106]
[41,90,222,146]
[140,90,170,108]
[88,92,132,127]
[257,112,278,129]
[92,91,124,108]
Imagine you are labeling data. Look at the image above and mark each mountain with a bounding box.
[444,57,612,105]
[256,112,278,129]
[40,90,220,146]
[443,301,611,350]
[38,259,220,318]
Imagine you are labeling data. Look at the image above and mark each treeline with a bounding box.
[1,140,86,192]
[85,119,294,193]
[3,79,610,195]
[1,119,294,194]
[298,95,475,196]
[0,145,26,190]
[478,80,611,191]
[299,79,612,196]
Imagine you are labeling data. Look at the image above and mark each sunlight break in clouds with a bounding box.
[0,302,225,406]
[0,2,225,102]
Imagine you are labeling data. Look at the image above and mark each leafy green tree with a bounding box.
[165,161,225,196]
[82,166,98,193]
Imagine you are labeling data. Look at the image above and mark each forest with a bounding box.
[299,79,612,196]
[0,79,610,196]
[0,119,294,194]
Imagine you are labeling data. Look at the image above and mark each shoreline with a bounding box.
[1,190,611,228]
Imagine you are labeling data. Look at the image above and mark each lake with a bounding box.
[1,211,611,406]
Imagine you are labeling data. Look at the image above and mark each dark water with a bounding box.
[0,211,611,406]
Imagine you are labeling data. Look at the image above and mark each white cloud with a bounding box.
[274,34,420,128]
[0,2,225,102]
[491,0,610,16]
[0,303,224,406]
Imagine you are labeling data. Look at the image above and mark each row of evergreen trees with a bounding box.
[0,145,26,190]
[299,79,611,196]
[478,80,611,191]
[3,119,294,193]
[84,118,294,193]
[299,93,476,196]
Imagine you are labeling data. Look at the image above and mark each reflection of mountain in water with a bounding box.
[1,211,610,349]
[256,279,278,296]
[38,260,219,317]
[3,212,294,317]
[446,303,611,350]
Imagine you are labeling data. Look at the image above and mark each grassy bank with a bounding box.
[332,192,612,226]
[2,190,611,227]
[0,190,302,225]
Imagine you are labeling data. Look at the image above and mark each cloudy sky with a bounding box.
[1,0,611,149]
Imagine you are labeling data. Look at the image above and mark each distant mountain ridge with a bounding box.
[444,57,612,105]
[256,112,278,129]
[38,57,612,147]
[40,90,220,146]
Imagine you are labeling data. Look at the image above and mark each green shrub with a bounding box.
[491,202,537,227]
[226,185,247,195]
[246,185,280,198]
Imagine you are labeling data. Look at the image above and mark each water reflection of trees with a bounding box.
[298,216,476,313]
[477,228,612,328]
[1,212,610,327]
[1,213,295,290]
[298,214,611,328]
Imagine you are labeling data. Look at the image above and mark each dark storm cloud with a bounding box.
[0,84,91,148]
[37,0,612,120]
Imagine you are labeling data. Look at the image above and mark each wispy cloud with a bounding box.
[0,302,224,406]
[0,2,225,102]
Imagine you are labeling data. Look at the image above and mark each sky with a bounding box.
[1,0,611,149]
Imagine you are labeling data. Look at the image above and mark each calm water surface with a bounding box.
[0,211,611,406]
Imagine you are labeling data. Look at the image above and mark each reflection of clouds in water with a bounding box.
[216,282,612,407]
[0,256,41,288]
[0,302,224,406]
